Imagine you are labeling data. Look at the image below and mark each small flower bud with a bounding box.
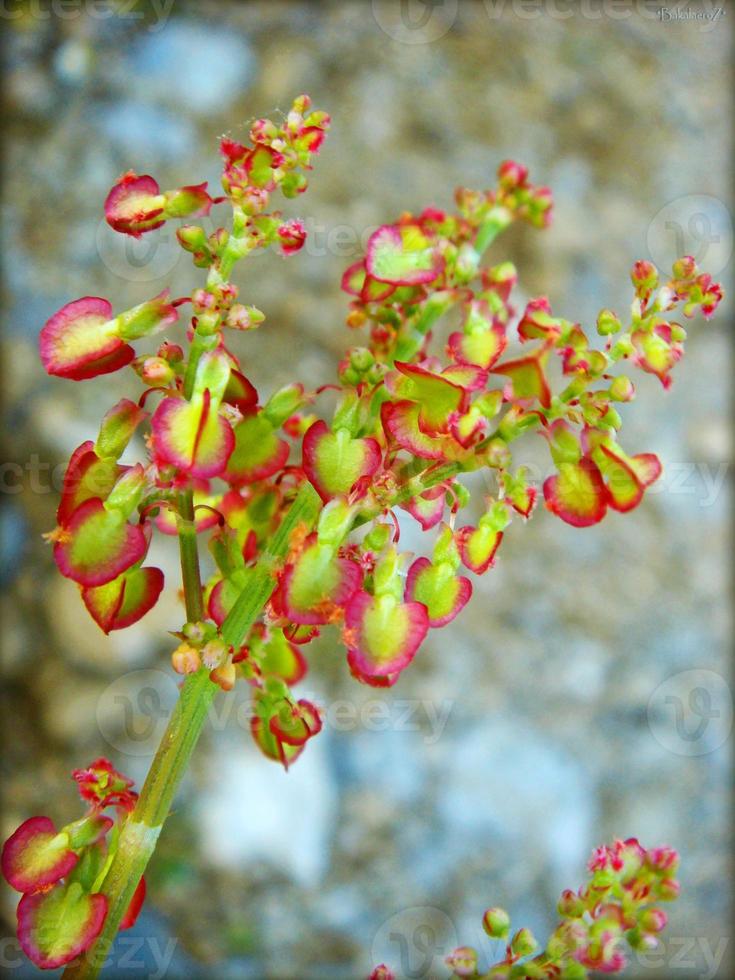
[363,523,393,554]
[226,303,264,331]
[631,260,659,300]
[201,639,228,670]
[250,117,279,144]
[656,877,681,901]
[639,908,667,934]
[368,966,395,980]
[672,255,696,279]
[158,341,184,363]
[172,643,201,675]
[497,159,529,190]
[210,661,236,691]
[281,171,308,198]
[346,309,367,329]
[277,219,307,256]
[445,946,477,977]
[138,357,174,385]
[609,375,635,402]
[647,846,679,874]
[182,621,207,644]
[597,309,622,336]
[482,906,510,939]
[177,224,208,252]
[510,927,538,958]
[557,889,585,918]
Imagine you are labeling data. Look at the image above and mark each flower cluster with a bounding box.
[6,90,722,975]
[34,93,723,776]
[371,838,680,979]
[1,759,143,969]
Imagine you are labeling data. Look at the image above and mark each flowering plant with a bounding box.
[372,839,680,979]
[3,93,722,975]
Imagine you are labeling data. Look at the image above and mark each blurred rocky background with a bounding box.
[1,1,732,977]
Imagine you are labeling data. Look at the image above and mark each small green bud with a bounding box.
[349,347,375,372]
[363,522,392,553]
[609,376,635,402]
[177,224,208,252]
[263,384,305,427]
[445,946,477,978]
[482,907,510,939]
[317,498,356,548]
[510,927,538,958]
[474,390,503,419]
[597,309,622,336]
[557,889,585,918]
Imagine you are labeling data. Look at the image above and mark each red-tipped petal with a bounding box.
[448,324,507,370]
[1,818,77,895]
[281,537,362,626]
[250,715,305,769]
[40,297,133,380]
[346,650,401,687]
[491,352,551,409]
[366,224,443,286]
[394,361,468,435]
[104,172,164,237]
[223,370,259,413]
[53,498,148,587]
[456,525,504,574]
[341,260,367,297]
[344,590,428,678]
[151,393,235,479]
[17,886,108,970]
[403,485,446,530]
[57,442,124,525]
[543,457,609,527]
[81,566,164,634]
[207,577,243,628]
[225,412,290,485]
[630,452,662,488]
[380,400,448,460]
[120,877,146,931]
[404,557,472,627]
[269,698,322,747]
[441,363,488,391]
[95,398,147,460]
[302,420,381,503]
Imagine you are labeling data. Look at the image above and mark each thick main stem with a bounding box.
[63,483,321,980]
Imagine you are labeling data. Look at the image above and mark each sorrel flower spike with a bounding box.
[11,93,720,976]
[372,839,681,979]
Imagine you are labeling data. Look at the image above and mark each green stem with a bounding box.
[62,483,322,980]
[176,488,204,621]
[474,205,512,255]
